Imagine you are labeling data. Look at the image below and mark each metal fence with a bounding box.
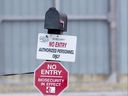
[0,0,127,79]
[0,0,128,93]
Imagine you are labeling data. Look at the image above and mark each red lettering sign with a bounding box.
[34,61,69,96]
[49,42,67,48]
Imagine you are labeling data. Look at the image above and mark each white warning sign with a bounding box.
[36,33,77,62]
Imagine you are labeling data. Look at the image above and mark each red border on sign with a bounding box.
[34,61,69,96]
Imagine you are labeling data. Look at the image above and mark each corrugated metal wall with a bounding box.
[65,21,109,74]
[117,0,128,74]
[0,0,53,74]
[0,0,4,74]
[61,0,109,74]
[3,0,52,16]
[61,0,108,15]
[0,0,127,75]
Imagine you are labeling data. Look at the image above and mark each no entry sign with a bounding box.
[34,61,69,96]
[36,33,77,62]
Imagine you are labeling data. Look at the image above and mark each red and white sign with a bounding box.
[34,61,69,96]
[36,33,77,62]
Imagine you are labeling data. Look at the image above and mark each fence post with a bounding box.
[108,0,118,83]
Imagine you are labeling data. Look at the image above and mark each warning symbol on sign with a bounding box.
[46,87,56,93]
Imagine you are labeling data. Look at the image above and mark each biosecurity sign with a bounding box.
[34,61,69,96]
[36,33,77,62]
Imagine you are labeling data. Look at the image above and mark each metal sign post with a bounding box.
[34,7,77,96]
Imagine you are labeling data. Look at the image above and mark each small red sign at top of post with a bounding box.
[34,61,69,96]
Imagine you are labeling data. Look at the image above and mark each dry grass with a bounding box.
[0,75,127,93]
